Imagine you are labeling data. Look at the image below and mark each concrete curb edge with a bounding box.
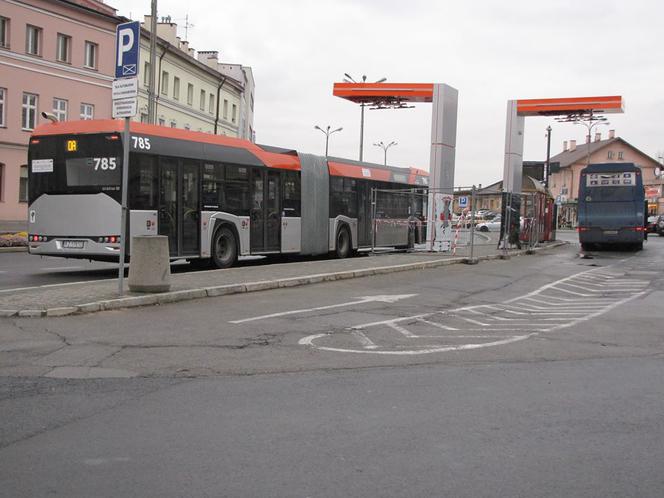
[6,241,568,318]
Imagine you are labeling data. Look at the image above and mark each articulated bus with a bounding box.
[577,162,646,251]
[27,120,428,268]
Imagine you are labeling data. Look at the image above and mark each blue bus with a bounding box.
[577,163,646,251]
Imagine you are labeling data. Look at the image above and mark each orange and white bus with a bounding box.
[27,120,428,268]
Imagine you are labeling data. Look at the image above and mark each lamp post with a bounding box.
[373,140,398,165]
[343,73,386,161]
[314,125,343,156]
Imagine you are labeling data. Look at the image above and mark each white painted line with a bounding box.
[458,316,489,327]
[548,285,590,296]
[386,322,419,338]
[40,266,84,271]
[351,330,378,349]
[298,334,534,355]
[547,292,647,332]
[416,318,459,331]
[229,294,418,324]
[0,278,113,294]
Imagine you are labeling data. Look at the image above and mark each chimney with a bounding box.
[197,50,219,69]
[563,140,568,151]
[569,140,577,152]
[608,129,615,139]
[595,132,601,142]
[585,134,591,144]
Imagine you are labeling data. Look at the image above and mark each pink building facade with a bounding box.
[0,0,119,226]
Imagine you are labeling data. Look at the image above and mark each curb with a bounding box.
[3,241,568,318]
[0,246,28,253]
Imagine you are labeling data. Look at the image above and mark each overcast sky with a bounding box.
[110,0,663,186]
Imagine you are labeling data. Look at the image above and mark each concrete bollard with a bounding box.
[128,235,171,293]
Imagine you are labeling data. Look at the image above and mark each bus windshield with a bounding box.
[28,133,123,203]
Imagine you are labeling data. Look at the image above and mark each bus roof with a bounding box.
[32,119,428,186]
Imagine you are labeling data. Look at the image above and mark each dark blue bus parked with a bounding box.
[577,163,646,251]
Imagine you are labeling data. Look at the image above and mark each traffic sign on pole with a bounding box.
[115,21,140,79]
[113,21,140,296]
[458,195,468,208]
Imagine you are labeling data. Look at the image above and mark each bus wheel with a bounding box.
[335,226,351,259]
[212,226,238,269]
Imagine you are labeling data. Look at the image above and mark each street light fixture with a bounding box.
[556,111,609,166]
[314,125,343,156]
[373,140,398,165]
[343,73,387,161]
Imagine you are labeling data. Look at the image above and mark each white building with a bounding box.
[138,16,253,139]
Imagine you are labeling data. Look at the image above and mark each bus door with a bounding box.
[357,181,372,246]
[158,158,200,257]
[250,168,281,253]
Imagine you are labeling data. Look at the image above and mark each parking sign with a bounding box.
[115,21,140,79]
[458,196,468,208]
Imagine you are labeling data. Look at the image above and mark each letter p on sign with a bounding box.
[114,21,140,79]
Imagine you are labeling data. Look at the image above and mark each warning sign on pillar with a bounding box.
[432,193,454,252]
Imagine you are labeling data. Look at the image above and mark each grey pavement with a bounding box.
[0,238,561,316]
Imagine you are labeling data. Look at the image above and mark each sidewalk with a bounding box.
[0,241,566,318]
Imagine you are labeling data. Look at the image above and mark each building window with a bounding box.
[618,151,624,160]
[209,94,215,114]
[607,151,614,159]
[158,117,165,126]
[53,98,67,121]
[173,76,180,100]
[21,93,38,130]
[140,112,148,123]
[19,165,28,202]
[0,163,4,201]
[232,104,237,124]
[161,71,169,95]
[143,62,150,86]
[184,123,190,131]
[84,41,97,69]
[199,90,205,111]
[56,33,71,63]
[0,17,9,49]
[26,25,41,55]
[223,99,228,119]
[187,83,193,105]
[80,103,94,120]
[170,120,176,128]
[0,88,5,127]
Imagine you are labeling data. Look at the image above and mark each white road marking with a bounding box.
[40,266,84,271]
[351,330,378,349]
[229,294,418,324]
[0,278,112,294]
[299,263,651,355]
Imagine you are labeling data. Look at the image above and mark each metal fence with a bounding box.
[370,186,556,259]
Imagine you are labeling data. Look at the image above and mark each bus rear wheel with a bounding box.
[335,226,352,259]
[212,226,238,269]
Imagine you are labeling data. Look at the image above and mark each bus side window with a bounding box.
[128,154,157,210]
[202,162,224,209]
[330,176,344,217]
[344,178,357,218]
[282,171,301,217]
[225,165,250,216]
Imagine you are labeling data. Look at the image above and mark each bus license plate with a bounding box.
[62,240,85,249]
[604,230,618,235]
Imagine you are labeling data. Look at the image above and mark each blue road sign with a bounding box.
[115,21,140,79]
[458,196,468,208]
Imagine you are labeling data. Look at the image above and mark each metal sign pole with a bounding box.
[469,186,476,260]
[118,117,130,295]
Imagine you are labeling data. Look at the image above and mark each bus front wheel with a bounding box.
[335,226,352,259]
[212,226,238,269]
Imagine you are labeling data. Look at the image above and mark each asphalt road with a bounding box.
[1,234,663,497]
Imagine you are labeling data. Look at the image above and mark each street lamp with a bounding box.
[343,73,387,162]
[556,111,609,166]
[544,125,552,190]
[373,140,398,165]
[314,125,343,156]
